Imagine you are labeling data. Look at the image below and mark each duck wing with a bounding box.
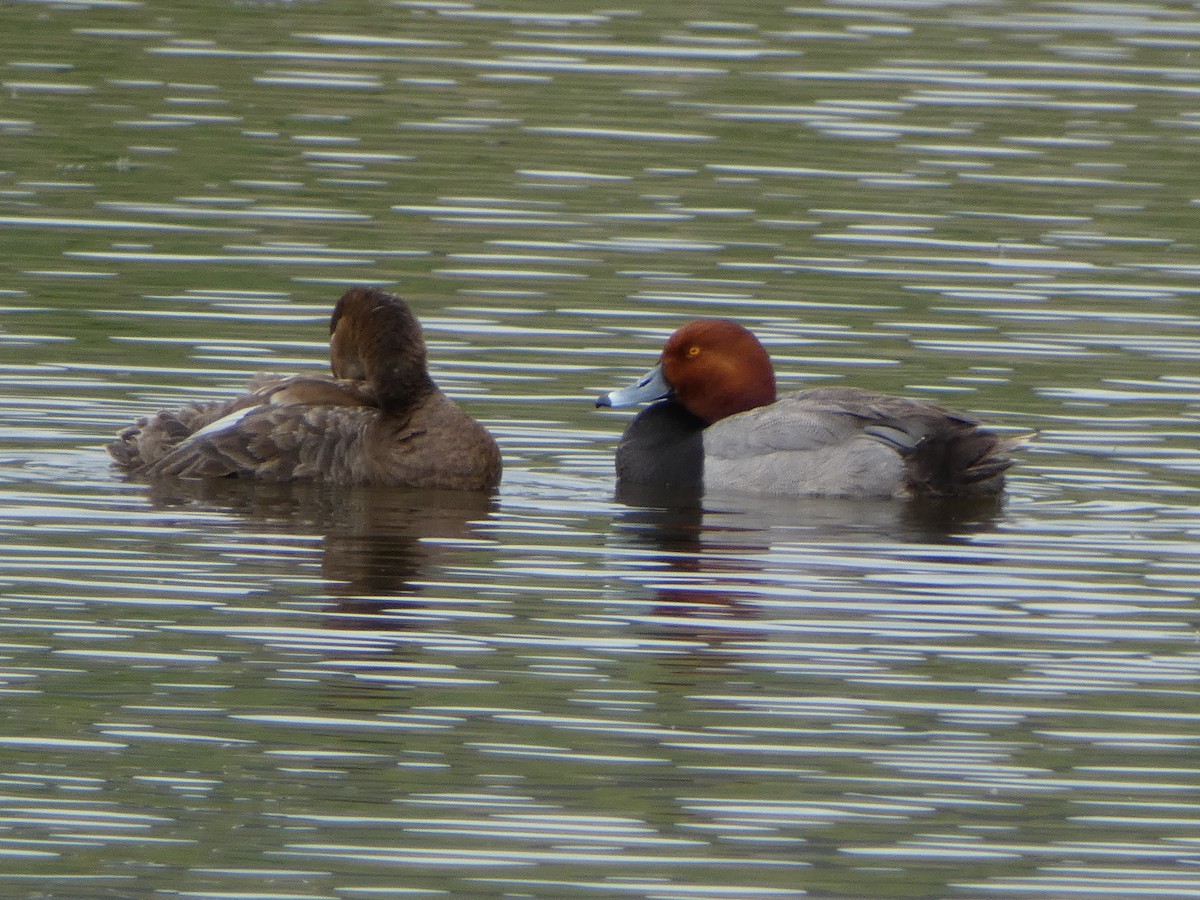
[708,387,1016,497]
[119,375,380,481]
[141,402,380,482]
[109,373,306,470]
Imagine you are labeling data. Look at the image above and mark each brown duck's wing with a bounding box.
[142,403,380,482]
[107,395,254,471]
[107,375,375,472]
[107,373,295,471]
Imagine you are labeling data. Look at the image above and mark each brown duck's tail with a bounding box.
[108,374,286,472]
[902,428,1030,498]
[107,400,233,472]
[107,410,192,471]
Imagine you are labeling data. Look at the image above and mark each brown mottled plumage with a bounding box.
[108,287,501,491]
[597,319,1022,499]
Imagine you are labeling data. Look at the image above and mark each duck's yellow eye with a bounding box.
[687,345,701,358]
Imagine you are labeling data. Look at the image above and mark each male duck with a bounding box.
[596,318,1020,499]
[109,286,502,491]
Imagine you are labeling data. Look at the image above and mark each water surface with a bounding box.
[2,1,1200,898]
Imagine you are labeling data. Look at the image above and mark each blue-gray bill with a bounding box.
[595,363,671,408]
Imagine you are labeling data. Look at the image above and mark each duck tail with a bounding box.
[904,429,1030,498]
[107,410,192,471]
[107,399,239,472]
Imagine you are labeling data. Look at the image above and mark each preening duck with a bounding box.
[109,286,501,491]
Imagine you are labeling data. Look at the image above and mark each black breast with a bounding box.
[614,401,705,503]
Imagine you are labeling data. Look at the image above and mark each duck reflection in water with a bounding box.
[142,478,496,629]
[614,490,1005,597]
[605,490,1006,689]
[609,503,1010,684]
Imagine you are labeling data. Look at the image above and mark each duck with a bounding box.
[596,318,1021,499]
[108,286,502,491]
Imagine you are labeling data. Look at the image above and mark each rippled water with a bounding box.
[2,1,1200,898]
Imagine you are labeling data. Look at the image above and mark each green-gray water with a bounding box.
[2,1,1199,897]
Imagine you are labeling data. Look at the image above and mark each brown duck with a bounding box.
[109,287,502,491]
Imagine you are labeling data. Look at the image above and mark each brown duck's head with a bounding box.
[330,287,435,410]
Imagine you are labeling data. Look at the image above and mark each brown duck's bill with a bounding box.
[596,363,671,409]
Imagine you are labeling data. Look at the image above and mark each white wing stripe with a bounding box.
[187,406,255,442]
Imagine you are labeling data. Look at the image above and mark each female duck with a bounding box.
[597,319,1020,499]
[109,286,501,491]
